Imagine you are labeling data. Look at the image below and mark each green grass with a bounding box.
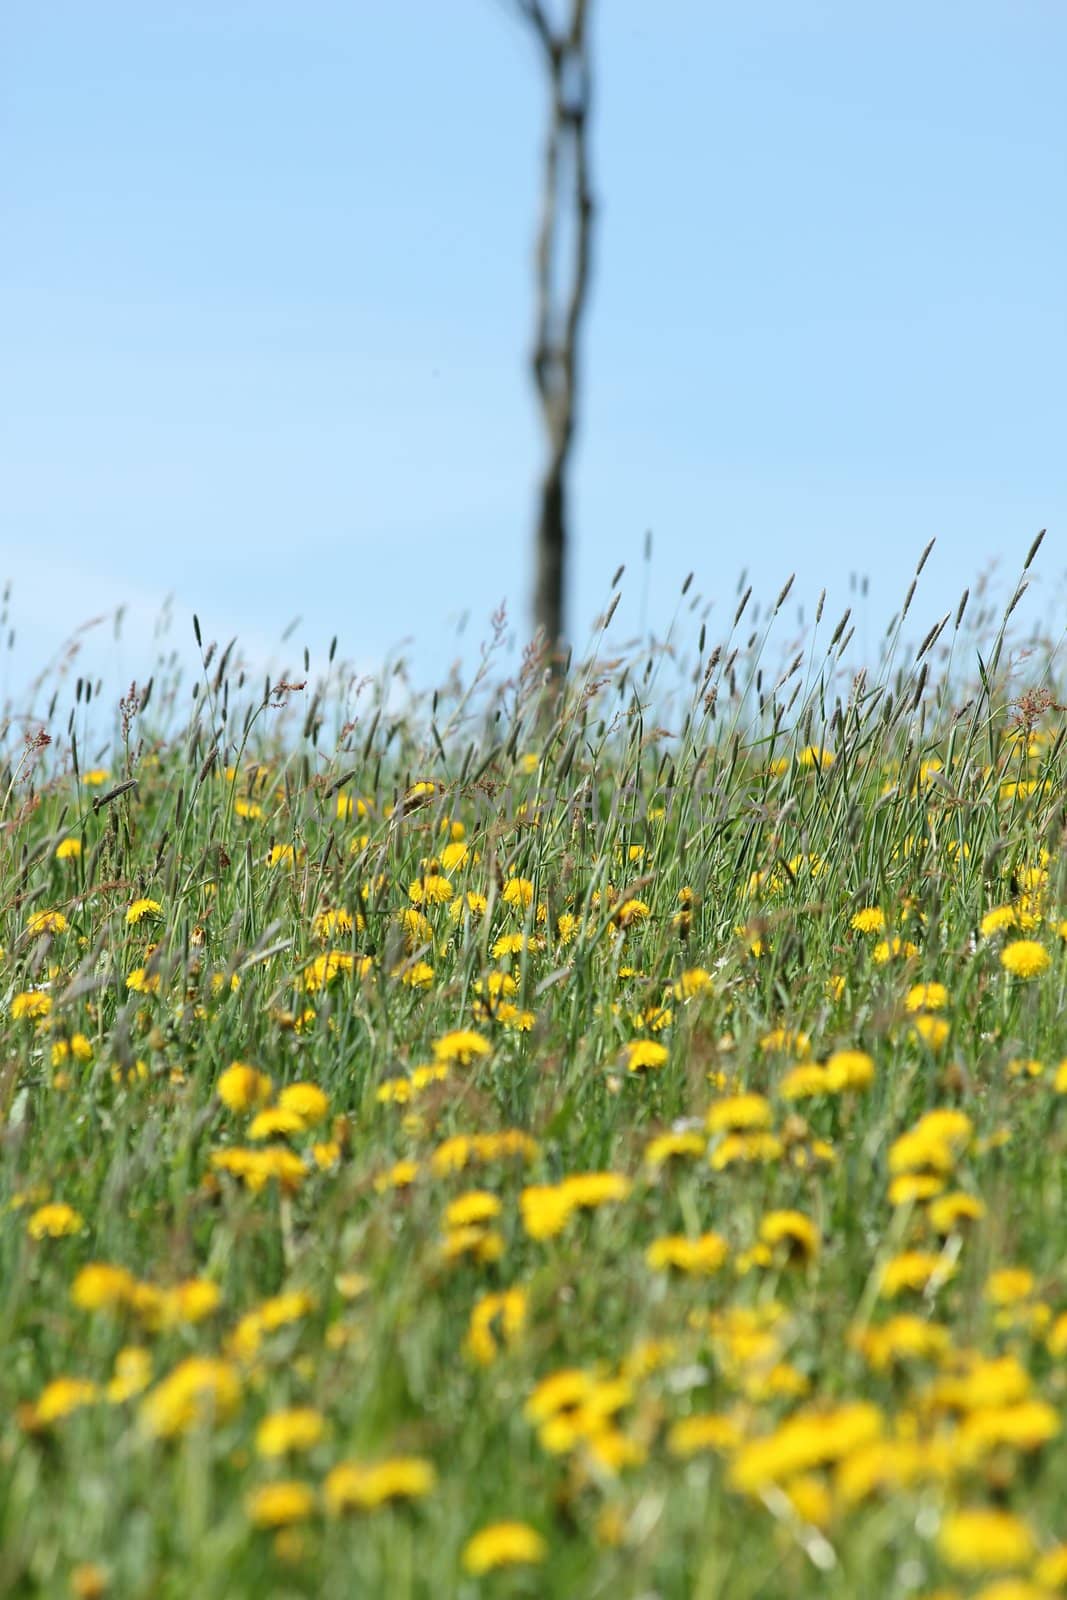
[4,551,1067,1598]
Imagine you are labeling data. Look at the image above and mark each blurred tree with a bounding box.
[503,0,595,662]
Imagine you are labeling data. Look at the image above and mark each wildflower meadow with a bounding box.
[6,542,1067,1600]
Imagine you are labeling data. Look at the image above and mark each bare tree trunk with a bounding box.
[507,0,595,666]
[535,465,565,648]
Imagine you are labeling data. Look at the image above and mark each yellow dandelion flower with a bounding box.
[644,1130,706,1168]
[912,1015,950,1048]
[276,1083,329,1125]
[906,981,949,1012]
[445,1191,502,1230]
[55,837,82,860]
[71,1263,137,1311]
[646,1231,729,1275]
[245,1481,316,1528]
[311,907,356,939]
[520,1185,574,1240]
[928,1190,985,1232]
[217,1062,273,1112]
[27,909,69,936]
[27,1202,84,1240]
[125,898,162,925]
[323,1457,436,1513]
[432,1029,491,1066]
[30,1376,99,1427]
[850,907,885,934]
[759,1210,819,1261]
[707,1093,772,1133]
[880,1250,955,1297]
[255,1407,326,1458]
[666,1412,743,1459]
[873,936,919,963]
[502,876,534,910]
[625,1040,668,1073]
[779,1064,830,1100]
[937,1507,1034,1573]
[105,1346,153,1405]
[824,1049,874,1090]
[11,990,53,1021]
[462,1522,547,1575]
[1000,939,1051,979]
[139,1356,241,1438]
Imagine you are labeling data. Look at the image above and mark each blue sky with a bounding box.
[2,1,1064,708]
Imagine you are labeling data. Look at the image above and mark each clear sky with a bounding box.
[2,1,1065,708]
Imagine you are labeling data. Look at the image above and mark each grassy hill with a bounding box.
[4,558,1067,1598]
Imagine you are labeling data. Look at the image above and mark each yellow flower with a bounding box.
[646,1232,729,1274]
[248,1107,306,1140]
[71,1263,137,1311]
[245,1481,316,1528]
[396,959,434,988]
[560,1172,631,1210]
[779,1063,830,1100]
[880,1251,956,1297]
[928,1191,986,1232]
[30,1376,99,1427]
[323,1457,436,1513]
[11,990,53,1021]
[139,1357,241,1437]
[445,1190,502,1230]
[81,768,110,787]
[55,837,82,860]
[937,1507,1034,1572]
[707,1094,772,1133]
[888,1173,945,1205]
[465,1288,527,1365]
[312,907,357,939]
[502,876,535,910]
[27,1202,84,1239]
[276,1083,330,1125]
[798,745,834,769]
[69,1563,109,1599]
[666,1412,743,1459]
[217,1062,273,1112]
[1000,940,1051,979]
[51,1034,93,1067]
[873,936,919,963]
[728,1402,882,1492]
[850,907,885,934]
[520,1185,574,1240]
[450,891,488,922]
[125,898,162,925]
[644,1130,706,1167]
[625,1040,668,1073]
[912,1015,950,1048]
[824,1049,874,1090]
[432,1030,491,1066]
[709,1131,783,1170]
[27,909,69,936]
[407,872,454,907]
[462,1522,547,1575]
[255,1407,326,1458]
[759,1026,811,1056]
[850,1315,951,1371]
[906,982,949,1012]
[759,1210,819,1262]
[985,1268,1035,1306]
[106,1346,153,1403]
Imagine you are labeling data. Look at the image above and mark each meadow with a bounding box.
[5,543,1067,1599]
